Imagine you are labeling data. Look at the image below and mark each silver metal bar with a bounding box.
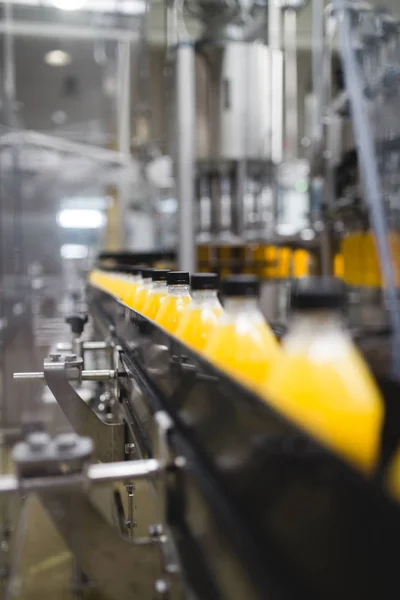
[0,131,132,166]
[89,459,162,484]
[311,0,324,156]
[56,341,108,352]
[176,42,196,273]
[0,20,139,42]
[3,0,17,127]
[269,0,283,165]
[14,369,116,382]
[283,8,298,159]
[0,460,162,497]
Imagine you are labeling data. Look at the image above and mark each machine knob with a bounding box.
[66,314,89,336]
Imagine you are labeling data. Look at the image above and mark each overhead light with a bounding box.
[57,209,106,229]
[51,0,87,10]
[60,244,89,260]
[44,50,71,67]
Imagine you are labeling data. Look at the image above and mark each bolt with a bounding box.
[55,433,78,451]
[49,353,61,362]
[125,443,136,455]
[149,524,164,538]
[174,456,186,469]
[27,432,51,452]
[154,579,169,596]
[165,563,179,575]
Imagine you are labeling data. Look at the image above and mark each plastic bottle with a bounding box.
[121,267,143,305]
[141,270,169,319]
[263,277,383,474]
[204,275,280,390]
[155,271,191,333]
[176,273,223,352]
[128,268,154,311]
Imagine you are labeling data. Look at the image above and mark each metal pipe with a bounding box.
[269,0,283,166]
[176,42,196,273]
[89,459,161,484]
[56,341,108,352]
[283,8,299,159]
[0,20,139,42]
[13,369,117,382]
[0,460,162,497]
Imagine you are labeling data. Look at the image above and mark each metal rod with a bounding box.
[13,369,116,382]
[56,341,108,352]
[269,0,283,166]
[0,20,139,42]
[0,460,162,497]
[176,42,196,273]
[88,459,162,483]
[283,8,298,159]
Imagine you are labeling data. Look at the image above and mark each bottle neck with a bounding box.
[152,280,168,291]
[224,297,260,315]
[191,289,219,303]
[289,310,343,336]
[168,284,191,296]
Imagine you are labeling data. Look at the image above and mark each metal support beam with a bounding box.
[0,20,139,42]
[176,42,196,273]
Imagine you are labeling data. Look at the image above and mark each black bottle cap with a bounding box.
[221,275,260,298]
[290,277,346,311]
[191,273,219,291]
[126,266,143,276]
[151,269,170,282]
[138,267,155,279]
[167,271,190,285]
[108,264,130,274]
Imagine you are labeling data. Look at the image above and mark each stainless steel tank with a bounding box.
[195,41,282,163]
[194,40,283,241]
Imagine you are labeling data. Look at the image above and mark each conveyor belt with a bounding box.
[89,285,400,600]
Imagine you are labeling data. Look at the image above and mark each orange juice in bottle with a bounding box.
[155,271,191,333]
[141,270,169,319]
[204,275,280,390]
[176,273,223,352]
[128,268,154,311]
[121,267,142,304]
[263,277,383,474]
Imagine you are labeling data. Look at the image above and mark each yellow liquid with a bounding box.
[134,284,152,313]
[155,295,192,334]
[176,304,223,352]
[264,337,383,473]
[204,312,280,390]
[122,280,141,306]
[141,290,168,320]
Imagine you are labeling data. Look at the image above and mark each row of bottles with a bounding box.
[197,243,345,280]
[90,266,383,480]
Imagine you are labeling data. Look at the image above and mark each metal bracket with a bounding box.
[14,355,125,463]
[1,427,185,599]
[7,432,179,600]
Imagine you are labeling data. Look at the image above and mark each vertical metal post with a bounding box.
[176,42,196,273]
[268,0,283,166]
[283,8,298,159]
[106,40,131,251]
[3,0,17,128]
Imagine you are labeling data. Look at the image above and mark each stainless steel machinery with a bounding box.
[2,278,400,599]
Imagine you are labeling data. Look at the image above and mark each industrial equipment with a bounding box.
[2,0,400,598]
